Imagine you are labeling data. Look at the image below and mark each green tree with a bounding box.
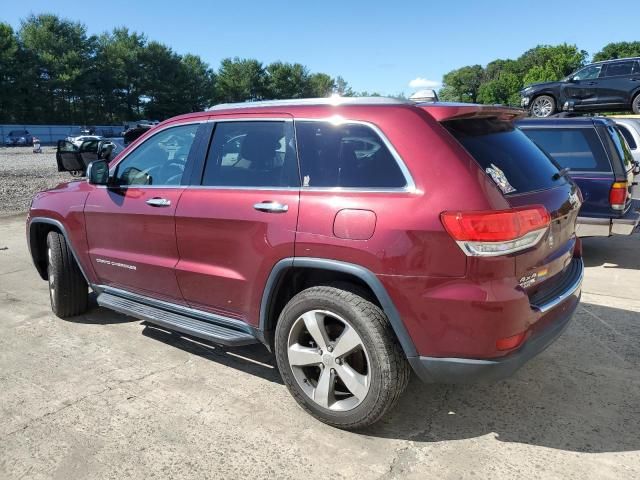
[18,14,95,123]
[441,65,484,102]
[307,73,335,97]
[265,61,310,99]
[0,23,19,122]
[593,41,640,61]
[335,76,354,96]
[519,44,587,85]
[94,28,146,121]
[216,57,266,102]
[477,72,521,106]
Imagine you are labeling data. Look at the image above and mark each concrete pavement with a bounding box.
[1,214,639,479]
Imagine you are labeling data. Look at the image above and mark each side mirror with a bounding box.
[87,160,110,185]
[567,77,577,83]
[97,140,115,160]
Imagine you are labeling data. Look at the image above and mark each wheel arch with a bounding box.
[259,258,417,358]
[28,218,90,283]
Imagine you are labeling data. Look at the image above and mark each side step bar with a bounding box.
[97,292,259,347]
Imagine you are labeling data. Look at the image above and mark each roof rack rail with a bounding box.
[206,96,410,111]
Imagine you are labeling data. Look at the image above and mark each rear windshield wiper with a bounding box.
[553,167,570,180]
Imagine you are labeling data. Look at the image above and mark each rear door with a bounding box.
[84,121,205,302]
[174,115,300,325]
[598,61,638,107]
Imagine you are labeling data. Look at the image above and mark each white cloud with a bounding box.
[408,77,440,89]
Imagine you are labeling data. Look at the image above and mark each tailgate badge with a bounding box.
[519,268,548,289]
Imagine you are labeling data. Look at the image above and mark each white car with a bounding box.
[613,118,640,165]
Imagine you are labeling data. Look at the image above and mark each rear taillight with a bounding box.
[441,206,550,257]
[609,182,628,210]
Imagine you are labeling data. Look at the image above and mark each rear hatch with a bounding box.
[432,109,581,299]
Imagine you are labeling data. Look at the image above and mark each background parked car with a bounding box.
[518,117,639,237]
[4,129,33,146]
[611,117,640,165]
[521,57,640,117]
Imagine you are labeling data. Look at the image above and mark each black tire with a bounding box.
[274,286,410,430]
[530,94,556,118]
[46,231,88,318]
[632,93,640,114]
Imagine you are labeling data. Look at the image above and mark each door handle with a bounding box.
[586,81,598,85]
[146,197,171,207]
[253,201,289,213]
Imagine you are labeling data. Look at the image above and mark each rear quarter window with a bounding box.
[444,118,562,195]
[617,125,637,150]
[521,127,611,172]
[295,121,407,189]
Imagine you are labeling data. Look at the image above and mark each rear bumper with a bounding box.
[576,206,640,237]
[409,259,583,384]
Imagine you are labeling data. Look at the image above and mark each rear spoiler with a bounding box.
[418,103,526,122]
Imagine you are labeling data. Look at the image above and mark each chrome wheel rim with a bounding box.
[48,247,55,307]
[532,97,553,117]
[287,309,370,411]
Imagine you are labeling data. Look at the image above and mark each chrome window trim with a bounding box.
[293,117,417,193]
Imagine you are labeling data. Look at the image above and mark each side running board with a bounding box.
[97,292,259,347]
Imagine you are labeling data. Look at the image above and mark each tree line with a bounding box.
[439,41,640,106]
[0,14,358,125]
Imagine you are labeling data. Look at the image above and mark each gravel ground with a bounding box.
[0,146,70,217]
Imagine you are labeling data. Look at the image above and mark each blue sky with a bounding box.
[5,0,639,95]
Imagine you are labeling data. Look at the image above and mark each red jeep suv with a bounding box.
[27,98,583,429]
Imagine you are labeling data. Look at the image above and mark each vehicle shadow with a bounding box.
[141,323,283,385]
[61,293,136,325]
[363,302,640,453]
[582,232,640,269]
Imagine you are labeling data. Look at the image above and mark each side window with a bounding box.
[617,125,637,150]
[608,126,634,170]
[202,121,299,187]
[523,128,611,172]
[114,123,199,186]
[634,61,640,74]
[603,61,635,77]
[573,65,602,81]
[295,121,407,188]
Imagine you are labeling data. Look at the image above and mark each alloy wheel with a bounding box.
[531,96,554,117]
[287,309,371,411]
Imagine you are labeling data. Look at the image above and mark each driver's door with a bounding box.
[84,121,204,303]
[562,64,604,109]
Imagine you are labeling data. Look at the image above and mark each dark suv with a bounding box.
[27,98,583,429]
[522,57,640,117]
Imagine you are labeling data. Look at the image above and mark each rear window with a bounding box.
[444,118,562,195]
[521,127,611,172]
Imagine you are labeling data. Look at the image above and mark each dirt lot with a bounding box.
[1,150,639,479]
[0,147,68,217]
